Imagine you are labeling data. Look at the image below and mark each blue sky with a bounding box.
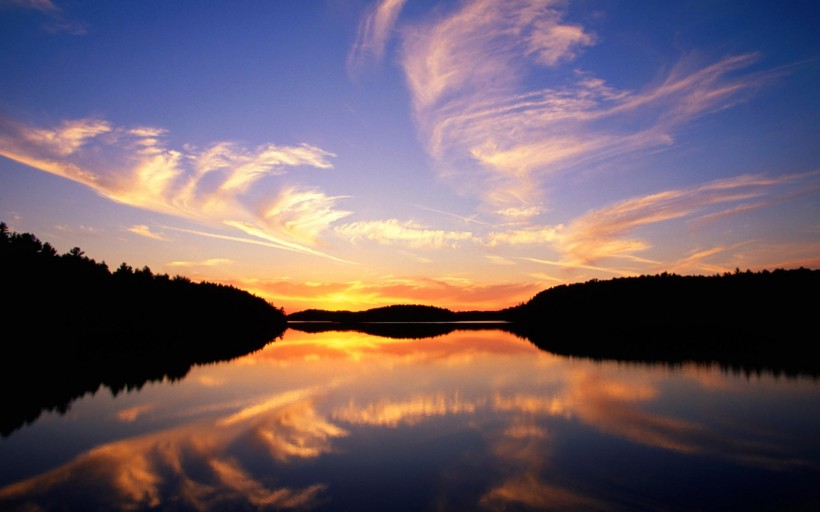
[1,0,818,311]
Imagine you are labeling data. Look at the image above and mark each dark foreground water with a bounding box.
[2,328,819,511]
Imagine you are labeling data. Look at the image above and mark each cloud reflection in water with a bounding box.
[0,388,341,510]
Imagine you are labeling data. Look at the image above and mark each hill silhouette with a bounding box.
[1,222,287,437]
[289,304,503,323]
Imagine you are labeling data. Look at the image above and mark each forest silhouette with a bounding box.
[1,222,287,437]
[500,268,818,375]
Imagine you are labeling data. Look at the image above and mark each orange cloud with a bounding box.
[0,395,339,510]
[116,403,156,423]
[480,474,603,511]
[557,172,820,265]
[333,393,483,427]
[127,224,169,241]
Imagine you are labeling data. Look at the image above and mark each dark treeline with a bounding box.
[289,304,505,339]
[502,269,819,377]
[289,304,502,323]
[1,223,287,437]
[289,321,506,339]
[288,269,819,377]
[502,269,818,328]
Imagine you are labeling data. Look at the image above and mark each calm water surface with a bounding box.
[2,328,819,511]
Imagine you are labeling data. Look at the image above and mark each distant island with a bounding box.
[289,268,820,376]
[1,222,287,436]
[289,304,502,323]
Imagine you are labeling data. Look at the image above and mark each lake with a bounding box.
[2,327,819,511]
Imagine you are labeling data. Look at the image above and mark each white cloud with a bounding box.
[485,226,560,247]
[400,0,769,222]
[348,0,406,76]
[556,172,820,265]
[259,186,350,244]
[0,116,350,260]
[336,218,474,249]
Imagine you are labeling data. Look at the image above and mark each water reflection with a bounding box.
[0,391,334,510]
[2,328,819,510]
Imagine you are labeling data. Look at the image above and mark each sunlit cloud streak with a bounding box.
[127,224,168,241]
[54,223,100,237]
[414,204,497,227]
[163,225,355,264]
[348,0,406,76]
[167,257,233,268]
[2,0,87,34]
[480,474,604,511]
[255,186,350,244]
[485,226,560,247]
[664,243,752,275]
[399,0,770,219]
[557,172,820,265]
[486,255,516,266]
[116,403,155,423]
[219,386,330,427]
[735,241,820,271]
[0,116,352,260]
[334,393,482,427]
[522,257,635,277]
[336,218,474,248]
[335,217,566,250]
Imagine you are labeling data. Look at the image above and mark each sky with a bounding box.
[1,0,819,313]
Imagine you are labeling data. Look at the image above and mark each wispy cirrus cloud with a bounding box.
[522,256,636,277]
[485,226,560,248]
[664,244,751,275]
[348,0,406,77]
[2,0,59,13]
[401,0,593,111]
[336,218,474,249]
[0,116,351,261]
[335,217,562,251]
[2,0,87,34]
[167,257,233,268]
[556,172,820,265]
[127,224,169,241]
[399,0,769,220]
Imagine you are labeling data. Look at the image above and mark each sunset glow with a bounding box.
[1,1,818,312]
